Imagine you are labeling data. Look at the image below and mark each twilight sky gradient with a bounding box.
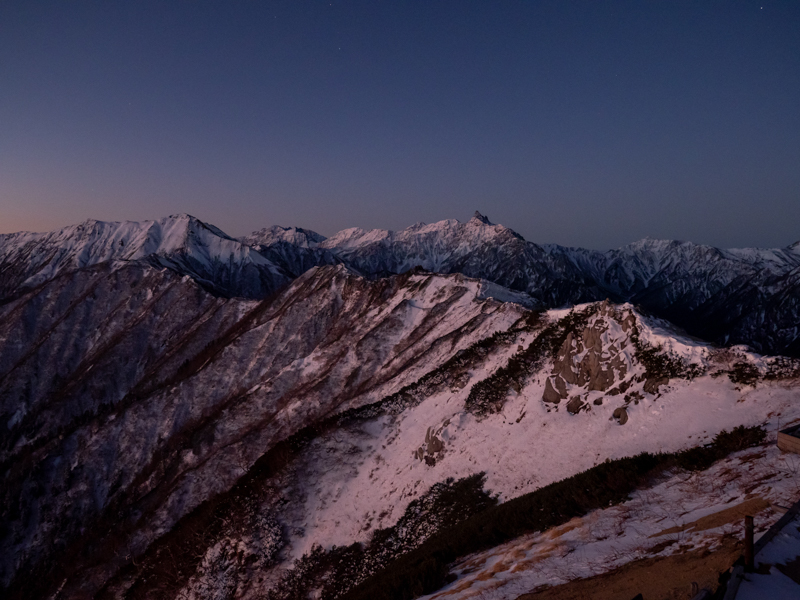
[1,1,799,249]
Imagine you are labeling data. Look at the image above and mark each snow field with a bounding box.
[421,441,800,599]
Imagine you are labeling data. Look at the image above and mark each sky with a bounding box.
[1,1,799,250]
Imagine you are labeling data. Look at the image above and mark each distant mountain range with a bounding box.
[3,211,798,356]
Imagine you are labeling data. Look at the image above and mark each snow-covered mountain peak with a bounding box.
[241,225,326,249]
[615,237,800,273]
[0,214,285,299]
[319,214,525,252]
[2,213,221,258]
[582,238,754,293]
[413,218,461,234]
[318,226,390,249]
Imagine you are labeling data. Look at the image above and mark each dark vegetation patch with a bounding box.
[764,356,800,380]
[710,352,799,385]
[264,474,495,600]
[465,306,593,417]
[728,361,760,386]
[674,426,766,472]
[629,325,705,384]
[340,425,766,600]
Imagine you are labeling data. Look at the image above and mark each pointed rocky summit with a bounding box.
[471,211,492,225]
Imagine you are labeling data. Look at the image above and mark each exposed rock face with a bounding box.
[543,376,567,404]
[542,303,634,407]
[612,407,629,425]
[566,396,585,415]
[644,376,670,395]
[471,211,492,225]
[552,304,629,393]
[414,422,449,466]
[537,300,708,417]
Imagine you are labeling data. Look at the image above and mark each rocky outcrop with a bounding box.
[542,303,634,407]
[414,422,449,466]
[543,376,567,404]
[566,396,586,415]
[537,301,698,415]
[550,304,629,393]
[644,376,670,395]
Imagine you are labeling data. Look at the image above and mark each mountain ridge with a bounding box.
[1,213,798,356]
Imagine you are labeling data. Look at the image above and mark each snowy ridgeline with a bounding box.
[2,212,799,355]
[4,213,799,293]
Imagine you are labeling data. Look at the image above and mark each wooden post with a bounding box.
[744,515,754,570]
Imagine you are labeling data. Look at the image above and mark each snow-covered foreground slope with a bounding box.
[421,441,800,600]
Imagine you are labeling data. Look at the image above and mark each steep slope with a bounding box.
[98,301,799,600]
[0,214,289,300]
[0,263,524,599]
[265,302,799,600]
